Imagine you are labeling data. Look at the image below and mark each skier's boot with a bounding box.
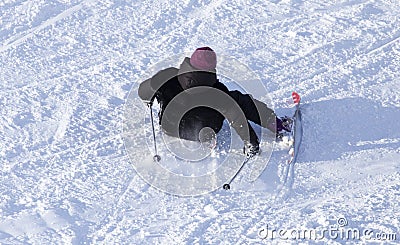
[276,116,292,140]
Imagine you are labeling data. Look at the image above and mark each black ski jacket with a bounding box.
[138,58,277,145]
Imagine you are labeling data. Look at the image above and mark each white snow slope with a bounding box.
[1,0,400,244]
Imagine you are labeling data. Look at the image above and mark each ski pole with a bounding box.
[223,155,252,190]
[148,102,161,162]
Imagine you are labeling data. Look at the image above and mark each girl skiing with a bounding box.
[138,47,290,157]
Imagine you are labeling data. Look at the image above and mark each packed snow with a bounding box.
[1,0,399,244]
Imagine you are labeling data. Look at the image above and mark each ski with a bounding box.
[275,92,303,199]
[287,92,303,164]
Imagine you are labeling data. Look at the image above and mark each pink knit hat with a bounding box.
[190,47,217,70]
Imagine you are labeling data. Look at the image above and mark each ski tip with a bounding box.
[292,92,301,104]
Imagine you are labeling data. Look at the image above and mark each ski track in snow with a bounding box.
[1,0,400,244]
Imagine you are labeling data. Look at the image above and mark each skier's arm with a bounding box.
[138,67,178,104]
[138,78,154,104]
[229,90,278,131]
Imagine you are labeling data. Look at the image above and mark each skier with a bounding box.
[138,47,290,157]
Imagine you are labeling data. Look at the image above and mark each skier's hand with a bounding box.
[143,98,155,107]
[243,141,260,158]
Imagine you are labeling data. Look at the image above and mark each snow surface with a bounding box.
[1,0,400,244]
